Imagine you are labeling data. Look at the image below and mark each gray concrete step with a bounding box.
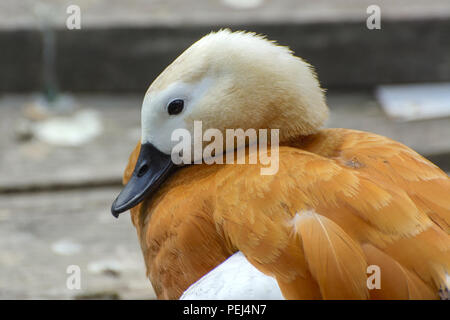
[2,0,450,28]
[1,0,450,92]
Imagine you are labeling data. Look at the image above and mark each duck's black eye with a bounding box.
[167,99,184,115]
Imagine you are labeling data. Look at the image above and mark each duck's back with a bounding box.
[126,128,449,299]
[298,128,450,234]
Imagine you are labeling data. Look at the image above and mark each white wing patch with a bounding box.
[180,251,284,300]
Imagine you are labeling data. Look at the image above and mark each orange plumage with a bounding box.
[111,30,450,300]
[124,128,449,299]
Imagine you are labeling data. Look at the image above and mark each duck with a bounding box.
[111,29,450,300]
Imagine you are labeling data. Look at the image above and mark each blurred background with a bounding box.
[0,0,449,299]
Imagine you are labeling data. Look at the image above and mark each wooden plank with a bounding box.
[0,93,448,192]
[327,92,450,158]
[0,95,141,191]
[0,187,155,299]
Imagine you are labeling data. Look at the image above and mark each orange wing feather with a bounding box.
[124,129,449,299]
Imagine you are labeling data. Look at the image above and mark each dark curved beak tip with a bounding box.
[111,199,122,218]
[111,210,120,219]
[110,143,175,218]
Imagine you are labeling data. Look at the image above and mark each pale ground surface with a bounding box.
[0,187,151,299]
[0,92,449,299]
[1,0,450,28]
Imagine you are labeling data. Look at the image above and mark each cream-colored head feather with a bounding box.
[141,29,328,154]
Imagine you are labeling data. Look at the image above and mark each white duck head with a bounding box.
[112,29,329,217]
[142,29,328,153]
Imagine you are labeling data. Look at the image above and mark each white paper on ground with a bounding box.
[375,83,450,122]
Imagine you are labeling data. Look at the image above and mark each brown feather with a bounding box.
[292,210,369,299]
